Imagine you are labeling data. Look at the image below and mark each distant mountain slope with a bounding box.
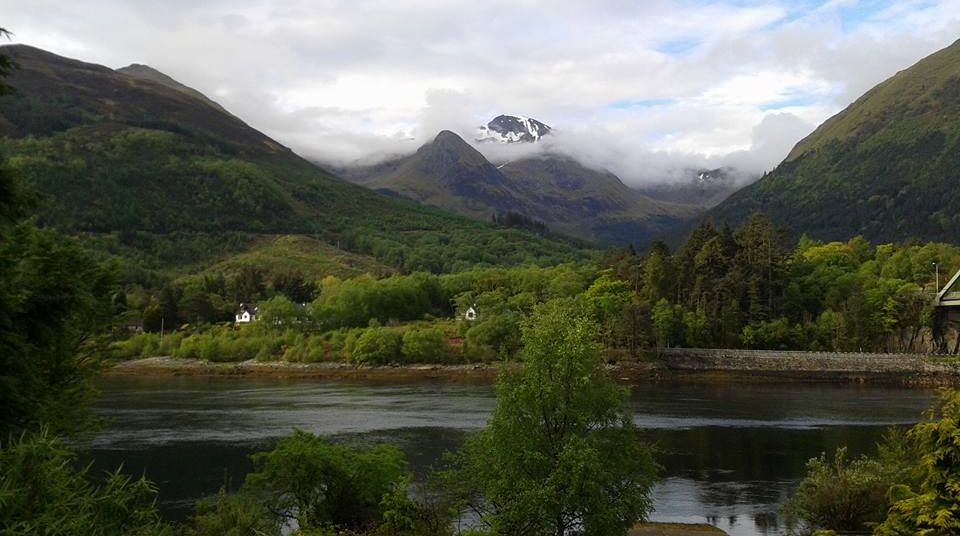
[709,38,960,243]
[636,167,740,208]
[497,156,699,244]
[349,130,532,218]
[0,44,587,274]
[344,130,699,246]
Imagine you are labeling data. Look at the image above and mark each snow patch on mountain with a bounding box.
[478,114,552,143]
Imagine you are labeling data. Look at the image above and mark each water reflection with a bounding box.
[82,377,935,536]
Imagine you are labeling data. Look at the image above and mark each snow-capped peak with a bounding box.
[477,114,552,144]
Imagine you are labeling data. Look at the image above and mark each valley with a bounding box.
[4,10,960,536]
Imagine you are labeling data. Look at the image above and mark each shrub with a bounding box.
[0,432,169,535]
[185,489,278,536]
[782,448,893,533]
[463,314,521,362]
[111,332,161,359]
[401,327,450,363]
[352,327,402,365]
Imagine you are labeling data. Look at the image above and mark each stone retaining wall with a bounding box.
[659,348,960,382]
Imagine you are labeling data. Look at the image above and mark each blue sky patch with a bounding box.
[609,98,675,110]
[759,94,820,111]
[656,39,700,56]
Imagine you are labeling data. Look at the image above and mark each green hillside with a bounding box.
[710,38,960,243]
[0,45,588,280]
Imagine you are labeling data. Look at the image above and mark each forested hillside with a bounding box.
[0,45,588,284]
[710,38,960,243]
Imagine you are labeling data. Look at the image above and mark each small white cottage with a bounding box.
[464,304,478,321]
[235,303,259,324]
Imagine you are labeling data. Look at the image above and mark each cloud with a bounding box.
[4,0,960,182]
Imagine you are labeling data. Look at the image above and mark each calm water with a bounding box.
[82,377,936,536]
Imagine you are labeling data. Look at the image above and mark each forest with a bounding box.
[108,213,960,365]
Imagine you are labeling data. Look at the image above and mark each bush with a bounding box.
[352,327,402,365]
[111,332,162,359]
[0,432,169,535]
[243,430,408,532]
[463,313,521,362]
[185,489,278,536]
[782,447,894,534]
[401,327,450,363]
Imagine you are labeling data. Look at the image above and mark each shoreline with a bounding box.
[103,353,960,386]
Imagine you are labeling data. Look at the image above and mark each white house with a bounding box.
[235,303,259,324]
[464,305,478,321]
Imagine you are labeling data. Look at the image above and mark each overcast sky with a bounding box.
[6,0,960,184]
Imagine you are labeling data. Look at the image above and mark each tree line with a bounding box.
[113,214,960,365]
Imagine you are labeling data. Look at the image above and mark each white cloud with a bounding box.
[4,0,960,183]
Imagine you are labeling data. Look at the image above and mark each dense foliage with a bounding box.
[876,390,960,535]
[244,430,410,532]
[601,215,960,354]
[447,299,659,536]
[0,160,114,436]
[0,432,169,536]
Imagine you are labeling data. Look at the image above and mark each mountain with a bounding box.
[0,45,587,276]
[709,39,960,243]
[477,114,551,143]
[343,130,699,245]
[344,130,533,218]
[636,167,740,208]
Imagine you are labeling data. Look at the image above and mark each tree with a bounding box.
[142,304,164,333]
[179,287,217,325]
[232,266,266,303]
[0,28,16,97]
[243,430,407,532]
[273,271,315,303]
[876,390,960,535]
[448,298,658,536]
[583,271,631,348]
[0,223,113,436]
[257,295,305,330]
[651,298,680,352]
